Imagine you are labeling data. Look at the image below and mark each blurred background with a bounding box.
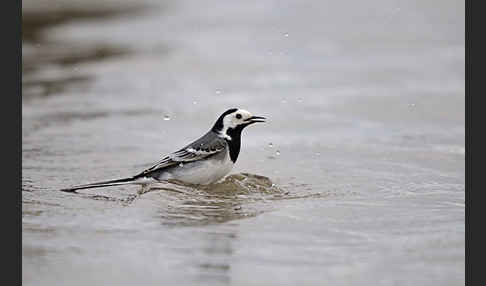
[22,0,464,285]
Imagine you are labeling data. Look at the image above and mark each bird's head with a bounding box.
[212,108,265,140]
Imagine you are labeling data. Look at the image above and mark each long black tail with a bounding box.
[60,176,141,193]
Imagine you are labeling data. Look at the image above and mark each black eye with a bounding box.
[235,113,242,119]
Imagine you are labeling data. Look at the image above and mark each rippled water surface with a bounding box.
[22,0,464,285]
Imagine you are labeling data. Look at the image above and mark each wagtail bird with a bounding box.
[61,108,265,192]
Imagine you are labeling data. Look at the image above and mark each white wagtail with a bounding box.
[61,108,266,192]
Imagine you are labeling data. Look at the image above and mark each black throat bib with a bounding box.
[225,125,246,163]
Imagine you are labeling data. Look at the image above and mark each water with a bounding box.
[22,0,464,285]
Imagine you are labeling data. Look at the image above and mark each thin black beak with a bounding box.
[244,116,266,123]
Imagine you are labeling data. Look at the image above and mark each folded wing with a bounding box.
[136,131,226,177]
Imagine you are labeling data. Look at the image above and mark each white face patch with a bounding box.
[218,109,253,139]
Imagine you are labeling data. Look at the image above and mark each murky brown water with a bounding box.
[22,0,464,285]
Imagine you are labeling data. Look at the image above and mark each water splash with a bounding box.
[132,173,287,226]
[146,173,284,196]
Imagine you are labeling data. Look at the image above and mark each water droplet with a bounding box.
[163,115,171,121]
[268,142,274,148]
[275,150,281,156]
[283,33,289,37]
[193,101,197,105]
[179,163,184,167]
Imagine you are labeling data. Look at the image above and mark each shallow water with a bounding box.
[22,0,464,285]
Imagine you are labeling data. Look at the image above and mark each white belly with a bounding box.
[158,149,234,185]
